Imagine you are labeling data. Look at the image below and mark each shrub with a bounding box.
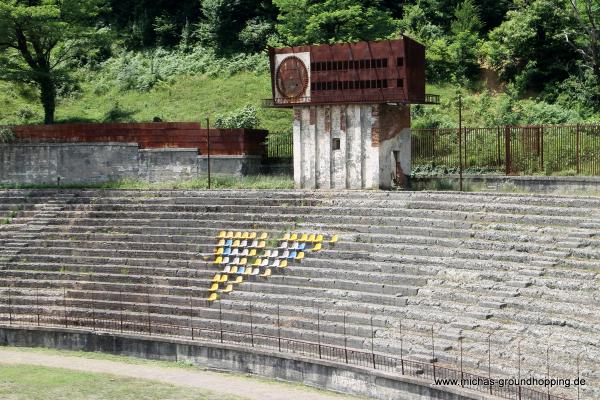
[214,105,259,129]
[0,127,16,143]
[104,102,135,122]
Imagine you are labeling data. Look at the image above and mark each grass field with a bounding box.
[0,175,295,190]
[0,364,245,400]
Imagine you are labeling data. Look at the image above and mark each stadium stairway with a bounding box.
[0,189,599,399]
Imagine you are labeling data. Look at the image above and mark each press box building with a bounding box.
[265,37,438,189]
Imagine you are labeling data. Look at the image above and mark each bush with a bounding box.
[0,127,16,143]
[104,102,135,122]
[214,105,260,129]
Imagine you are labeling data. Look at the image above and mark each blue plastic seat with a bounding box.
[298,243,306,251]
[237,266,246,275]
[225,239,233,247]
[222,248,231,256]
[288,251,297,259]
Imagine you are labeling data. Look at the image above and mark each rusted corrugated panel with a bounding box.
[11,123,268,156]
[268,37,428,107]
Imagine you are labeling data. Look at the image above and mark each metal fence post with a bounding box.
[146,288,151,336]
[189,295,194,340]
[505,125,511,175]
[7,287,12,325]
[36,288,40,326]
[206,118,211,189]
[219,300,223,343]
[63,287,67,327]
[399,320,404,375]
[277,305,281,352]
[317,307,322,359]
[576,123,581,174]
[249,302,254,348]
[458,95,463,191]
[460,337,464,387]
[371,316,376,369]
[343,313,348,364]
[119,289,124,333]
[540,126,545,171]
[488,334,492,394]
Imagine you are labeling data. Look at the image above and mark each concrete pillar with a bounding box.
[292,104,411,190]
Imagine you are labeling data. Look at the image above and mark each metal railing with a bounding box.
[412,124,600,176]
[263,90,440,107]
[0,287,576,400]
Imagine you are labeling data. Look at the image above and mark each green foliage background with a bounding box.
[0,0,599,128]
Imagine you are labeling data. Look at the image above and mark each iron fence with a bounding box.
[0,287,577,400]
[266,133,293,158]
[412,124,600,176]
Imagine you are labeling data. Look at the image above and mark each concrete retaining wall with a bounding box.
[0,143,263,185]
[0,326,491,400]
[411,174,600,193]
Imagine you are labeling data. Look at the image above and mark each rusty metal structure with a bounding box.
[265,37,439,107]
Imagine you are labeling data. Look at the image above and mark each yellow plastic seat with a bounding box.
[234,231,242,239]
[219,274,228,283]
[252,259,261,266]
[213,256,223,265]
[212,274,221,282]
[311,243,322,252]
[260,268,271,277]
[299,233,308,242]
[214,247,224,255]
[308,233,316,242]
[259,232,268,240]
[248,232,257,239]
[295,252,304,261]
[209,283,219,292]
[217,239,225,246]
[239,257,248,266]
[279,260,288,268]
[248,249,256,257]
[315,234,324,243]
[222,284,233,294]
[232,239,240,248]
[329,235,338,243]
[242,232,249,239]
[230,266,238,274]
[244,267,252,275]
[257,240,266,249]
[289,233,298,241]
[280,233,290,241]
[218,231,226,238]
[226,231,234,239]
[234,276,243,284]
[207,293,218,302]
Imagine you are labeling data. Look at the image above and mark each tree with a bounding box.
[0,0,108,124]
[449,0,483,82]
[560,0,599,81]
[273,0,396,45]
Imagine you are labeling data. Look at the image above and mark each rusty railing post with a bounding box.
[540,125,544,171]
[205,118,211,189]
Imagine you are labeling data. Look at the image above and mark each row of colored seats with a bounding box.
[279,232,338,244]
[216,239,267,249]
[217,231,268,240]
[278,242,321,252]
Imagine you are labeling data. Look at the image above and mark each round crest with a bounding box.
[276,56,309,99]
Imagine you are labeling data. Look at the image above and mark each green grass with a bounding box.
[0,364,245,400]
[0,71,452,134]
[0,175,294,190]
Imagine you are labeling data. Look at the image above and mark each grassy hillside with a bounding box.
[1,68,595,132]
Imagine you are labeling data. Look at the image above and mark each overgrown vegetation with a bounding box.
[0,0,599,128]
[0,126,15,143]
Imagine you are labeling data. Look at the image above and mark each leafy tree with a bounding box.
[449,0,483,82]
[0,0,108,124]
[481,0,576,94]
[196,0,276,53]
[273,0,396,45]
[559,0,599,81]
